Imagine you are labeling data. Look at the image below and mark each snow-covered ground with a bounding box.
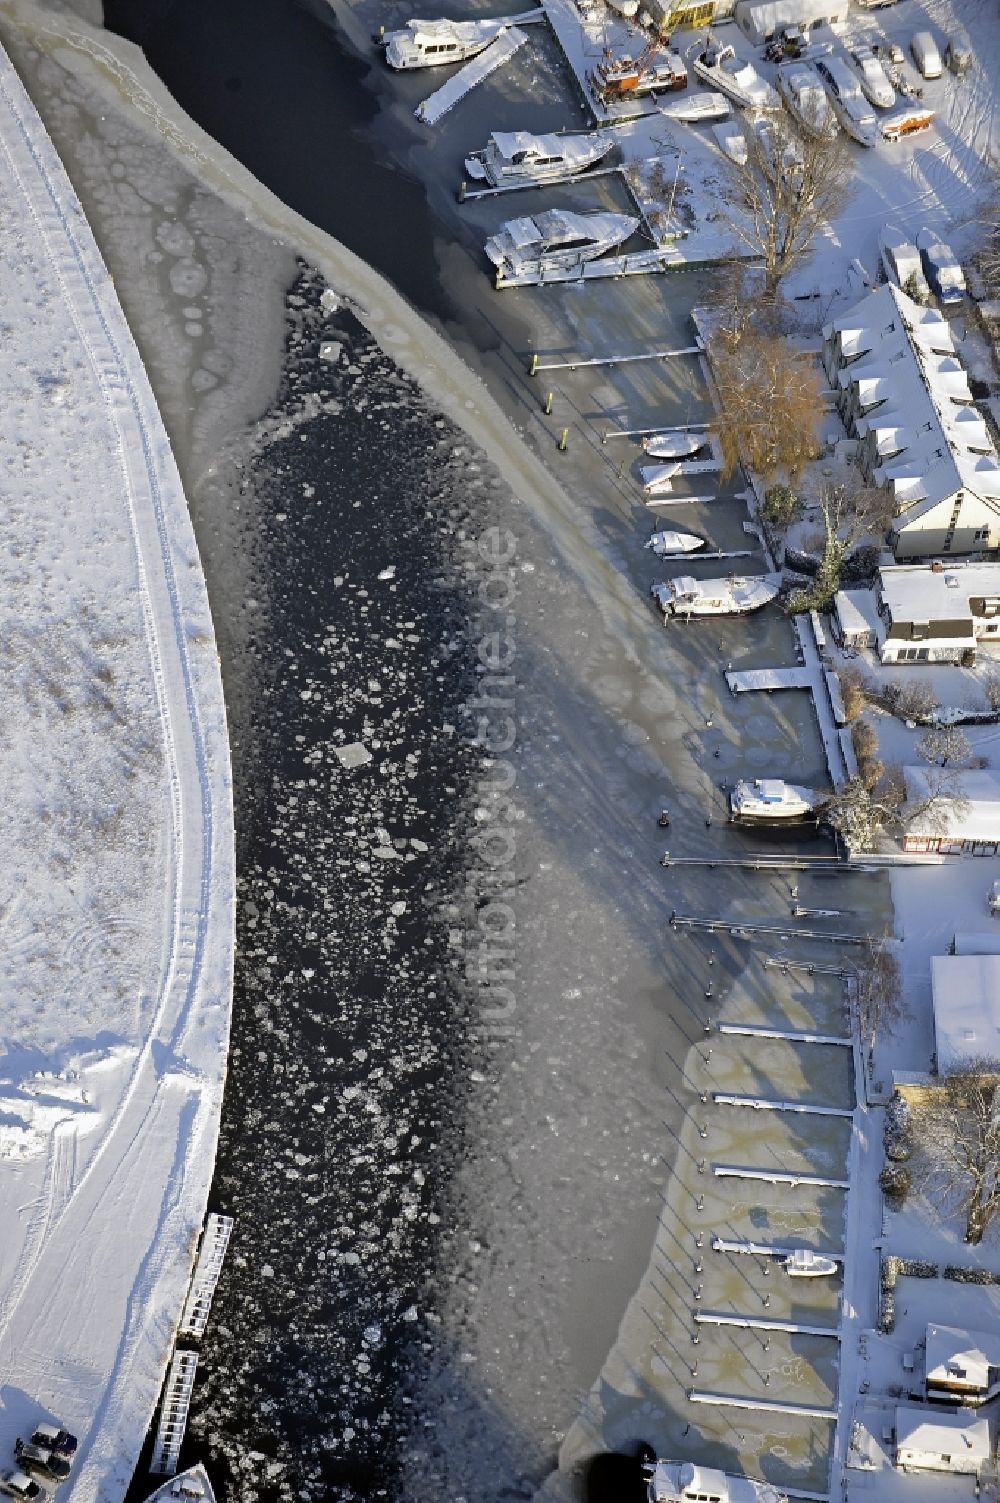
[0,31,233,1503]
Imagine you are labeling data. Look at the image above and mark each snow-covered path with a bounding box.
[0,37,233,1502]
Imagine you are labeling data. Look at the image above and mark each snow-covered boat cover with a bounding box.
[485,209,638,271]
[777,63,839,137]
[644,431,704,458]
[143,1466,218,1503]
[645,1458,787,1503]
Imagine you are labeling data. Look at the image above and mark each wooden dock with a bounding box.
[416,26,531,126]
[712,1236,844,1262]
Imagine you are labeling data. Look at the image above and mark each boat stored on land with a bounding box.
[848,44,895,107]
[384,16,515,68]
[465,129,614,186]
[814,56,878,145]
[142,1469,217,1503]
[880,104,934,141]
[785,1247,839,1276]
[485,209,639,280]
[643,431,706,459]
[590,44,688,100]
[659,90,731,122]
[650,573,780,618]
[692,42,781,110]
[729,777,824,824]
[643,1457,788,1503]
[646,528,705,554]
[776,62,838,136]
[640,461,682,494]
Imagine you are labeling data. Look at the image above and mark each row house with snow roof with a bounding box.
[822,283,1000,559]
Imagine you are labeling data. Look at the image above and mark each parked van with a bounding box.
[945,26,973,73]
[911,29,942,78]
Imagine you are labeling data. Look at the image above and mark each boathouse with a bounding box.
[895,1405,991,1474]
[902,767,1000,854]
[822,284,1000,560]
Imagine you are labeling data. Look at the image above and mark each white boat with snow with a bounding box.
[776,63,838,138]
[640,461,681,495]
[650,573,780,619]
[384,16,512,69]
[728,777,823,825]
[465,129,614,188]
[644,1457,787,1503]
[485,209,638,280]
[659,90,730,123]
[784,1248,839,1277]
[142,1467,217,1503]
[646,528,704,555]
[752,118,804,183]
[814,57,878,146]
[848,44,895,109]
[692,42,780,111]
[643,432,706,460]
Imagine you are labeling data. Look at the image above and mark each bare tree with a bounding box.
[983,669,1000,713]
[711,329,823,482]
[809,482,895,606]
[718,116,853,297]
[917,723,972,767]
[912,1062,1000,1244]
[902,762,971,839]
[822,776,903,853]
[852,934,907,1053]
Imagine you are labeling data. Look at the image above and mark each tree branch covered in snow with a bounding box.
[912,1063,1000,1245]
[851,933,907,1048]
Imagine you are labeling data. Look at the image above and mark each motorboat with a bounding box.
[728,778,823,824]
[848,44,895,108]
[814,56,878,146]
[646,528,705,555]
[643,1457,788,1503]
[142,1467,217,1503]
[692,42,780,111]
[590,44,688,101]
[383,16,512,69]
[650,573,780,619]
[785,1248,839,1277]
[464,129,614,187]
[643,431,706,459]
[640,461,681,494]
[659,90,731,123]
[776,63,839,138]
[713,121,748,165]
[878,224,931,302]
[916,227,967,304]
[485,209,639,280]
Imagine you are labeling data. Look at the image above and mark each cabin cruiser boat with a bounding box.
[465,129,614,187]
[692,42,780,111]
[879,224,931,301]
[814,57,878,146]
[776,63,839,137]
[485,209,638,279]
[646,528,705,555]
[643,431,706,459]
[650,573,780,619]
[784,1248,839,1277]
[643,1457,788,1503]
[590,45,688,101]
[383,16,511,69]
[728,777,823,824]
[916,227,967,304]
[640,462,681,494]
[142,1467,217,1503]
[848,44,895,108]
[659,90,730,123]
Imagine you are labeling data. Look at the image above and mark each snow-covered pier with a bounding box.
[669,912,867,945]
[533,343,702,373]
[459,161,622,199]
[713,1093,854,1119]
[718,1023,851,1046]
[713,1165,849,1189]
[689,1391,838,1420]
[712,1237,844,1262]
[416,26,531,126]
[694,1312,841,1338]
[494,244,691,288]
[726,667,815,693]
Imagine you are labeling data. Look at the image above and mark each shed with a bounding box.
[931,954,1000,1071]
[902,766,1000,854]
[834,589,879,649]
[895,1405,990,1474]
[734,0,847,42]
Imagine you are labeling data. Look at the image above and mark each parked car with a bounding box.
[27,1429,76,1459]
[0,1472,45,1502]
[911,29,942,78]
[16,1439,71,1485]
[945,25,973,73]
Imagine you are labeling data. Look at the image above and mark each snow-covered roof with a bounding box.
[895,1404,991,1463]
[931,953,1000,1070]
[879,562,1000,623]
[904,766,1000,844]
[954,932,1000,955]
[926,1323,1000,1391]
[834,588,880,639]
[823,284,1000,522]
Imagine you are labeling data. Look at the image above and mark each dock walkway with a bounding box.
[416,27,530,125]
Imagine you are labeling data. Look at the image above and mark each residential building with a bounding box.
[925,1323,1000,1404]
[895,1406,991,1474]
[902,766,1000,854]
[822,284,1000,559]
[930,953,1000,1071]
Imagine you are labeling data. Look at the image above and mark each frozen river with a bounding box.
[6,2,892,1499]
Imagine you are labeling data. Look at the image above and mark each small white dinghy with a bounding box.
[644,431,706,460]
[646,529,705,555]
[142,1466,217,1503]
[640,462,681,495]
[784,1248,839,1278]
